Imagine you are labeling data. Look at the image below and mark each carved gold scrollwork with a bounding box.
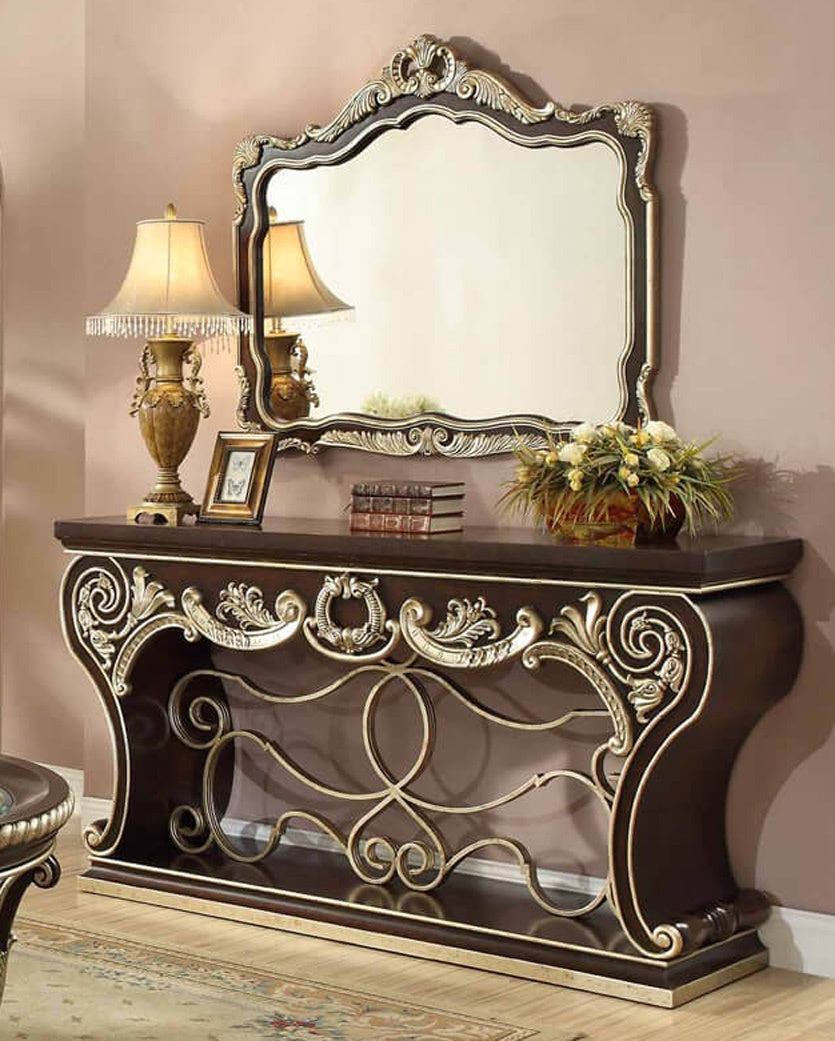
[182,583,305,651]
[69,561,305,695]
[303,572,400,661]
[606,602,689,724]
[234,365,264,432]
[232,34,556,223]
[72,563,194,696]
[400,597,542,667]
[523,640,632,792]
[315,425,549,458]
[541,591,691,731]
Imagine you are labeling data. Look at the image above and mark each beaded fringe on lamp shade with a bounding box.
[87,207,252,338]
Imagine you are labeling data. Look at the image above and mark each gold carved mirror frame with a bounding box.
[233,34,658,457]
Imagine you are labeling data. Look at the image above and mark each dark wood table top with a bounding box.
[55,514,795,591]
[55,516,802,592]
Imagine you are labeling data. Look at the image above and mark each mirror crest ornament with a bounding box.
[233,34,658,457]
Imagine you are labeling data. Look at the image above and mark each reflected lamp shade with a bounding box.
[87,204,251,338]
[262,216,352,330]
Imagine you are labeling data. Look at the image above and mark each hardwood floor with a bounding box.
[18,821,835,1041]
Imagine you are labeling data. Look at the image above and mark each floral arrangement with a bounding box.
[501,420,737,538]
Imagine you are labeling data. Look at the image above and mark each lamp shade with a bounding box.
[263,215,352,324]
[87,204,252,338]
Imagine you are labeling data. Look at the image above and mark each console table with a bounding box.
[56,517,802,1006]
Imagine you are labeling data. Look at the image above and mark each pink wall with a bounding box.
[0,0,88,772]
[2,0,833,914]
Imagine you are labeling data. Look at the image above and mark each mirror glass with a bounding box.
[265,117,628,423]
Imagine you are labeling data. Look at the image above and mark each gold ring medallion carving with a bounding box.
[303,572,399,661]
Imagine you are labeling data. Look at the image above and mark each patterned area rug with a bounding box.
[3,919,536,1040]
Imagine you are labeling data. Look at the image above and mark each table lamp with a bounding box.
[262,209,353,421]
[87,204,252,525]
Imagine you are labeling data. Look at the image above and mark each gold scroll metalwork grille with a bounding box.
[164,574,691,922]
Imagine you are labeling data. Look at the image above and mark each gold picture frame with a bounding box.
[199,432,276,525]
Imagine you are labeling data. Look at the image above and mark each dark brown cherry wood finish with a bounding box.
[56,518,802,1006]
[0,757,74,1002]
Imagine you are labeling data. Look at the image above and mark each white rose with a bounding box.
[647,447,672,471]
[644,420,678,443]
[557,442,587,466]
[572,422,598,443]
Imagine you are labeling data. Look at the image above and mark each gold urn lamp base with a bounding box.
[127,501,198,526]
[265,330,319,422]
[126,337,206,526]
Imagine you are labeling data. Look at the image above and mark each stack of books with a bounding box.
[349,480,465,535]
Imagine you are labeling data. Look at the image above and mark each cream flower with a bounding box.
[567,468,584,491]
[571,422,598,443]
[647,447,672,471]
[626,472,640,487]
[624,452,640,467]
[630,430,651,447]
[558,442,588,466]
[618,466,631,482]
[644,420,678,443]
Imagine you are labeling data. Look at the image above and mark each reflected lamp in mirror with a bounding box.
[262,208,353,421]
[87,204,252,526]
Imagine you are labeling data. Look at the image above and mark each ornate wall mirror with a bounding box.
[233,35,658,457]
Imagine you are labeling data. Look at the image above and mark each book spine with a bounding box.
[351,481,464,498]
[349,512,462,534]
[406,515,435,534]
[351,494,463,515]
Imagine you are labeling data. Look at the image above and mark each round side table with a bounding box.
[0,757,74,1000]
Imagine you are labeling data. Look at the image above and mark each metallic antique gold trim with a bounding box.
[608,591,705,960]
[232,34,554,223]
[80,872,768,1006]
[303,572,400,660]
[83,863,646,963]
[63,549,787,968]
[59,559,132,856]
[400,597,542,667]
[243,114,635,445]
[315,426,550,458]
[69,561,306,696]
[510,589,696,955]
[167,646,611,916]
[62,548,794,597]
[0,793,74,851]
[181,582,305,651]
[234,364,264,432]
[0,845,64,1000]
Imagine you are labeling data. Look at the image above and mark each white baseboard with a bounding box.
[60,795,835,979]
[759,906,835,978]
[222,816,607,895]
